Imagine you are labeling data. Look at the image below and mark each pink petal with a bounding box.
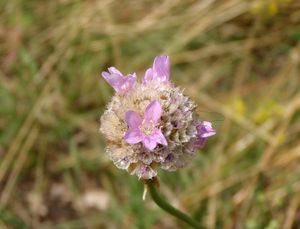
[108,67,122,75]
[101,72,124,92]
[118,73,136,93]
[193,121,216,149]
[142,68,153,84]
[142,135,157,150]
[125,111,142,129]
[197,121,216,138]
[144,100,162,125]
[101,68,136,94]
[152,129,168,146]
[153,55,170,82]
[124,128,143,144]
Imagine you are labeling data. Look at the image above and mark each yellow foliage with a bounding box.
[233,97,246,117]
[276,133,286,145]
[227,97,247,117]
[250,0,292,17]
[268,2,278,16]
[252,100,283,124]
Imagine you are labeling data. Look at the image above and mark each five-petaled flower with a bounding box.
[124,100,168,150]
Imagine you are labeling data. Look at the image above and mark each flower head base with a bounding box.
[100,55,216,179]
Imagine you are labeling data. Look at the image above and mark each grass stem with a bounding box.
[146,179,203,229]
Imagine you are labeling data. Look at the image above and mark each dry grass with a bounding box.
[0,0,300,228]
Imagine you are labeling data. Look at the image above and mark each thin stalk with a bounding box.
[146,179,203,229]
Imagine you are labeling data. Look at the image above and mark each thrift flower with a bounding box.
[124,100,168,150]
[101,67,136,94]
[100,55,216,179]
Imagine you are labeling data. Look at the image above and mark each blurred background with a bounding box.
[0,0,300,228]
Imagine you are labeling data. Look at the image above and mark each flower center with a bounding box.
[140,121,155,135]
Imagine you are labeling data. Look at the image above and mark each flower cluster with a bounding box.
[100,56,216,179]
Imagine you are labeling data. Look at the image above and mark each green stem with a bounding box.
[146,179,203,229]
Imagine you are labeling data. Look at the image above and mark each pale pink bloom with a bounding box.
[124,100,167,150]
[193,121,216,148]
[101,67,136,94]
[143,55,170,84]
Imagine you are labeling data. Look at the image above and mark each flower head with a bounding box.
[100,55,216,179]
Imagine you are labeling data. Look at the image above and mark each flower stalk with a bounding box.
[146,179,203,229]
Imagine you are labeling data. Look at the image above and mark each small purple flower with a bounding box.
[124,100,168,150]
[101,67,136,94]
[143,55,170,84]
[193,121,216,148]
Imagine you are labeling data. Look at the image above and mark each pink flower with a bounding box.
[193,121,216,148]
[124,100,168,150]
[143,55,170,84]
[100,55,217,179]
[101,67,136,94]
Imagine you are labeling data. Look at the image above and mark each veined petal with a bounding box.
[124,128,143,144]
[119,73,136,92]
[152,129,168,146]
[101,68,136,94]
[126,73,137,86]
[142,68,153,84]
[197,121,216,138]
[101,72,124,92]
[153,55,170,82]
[101,71,122,85]
[125,111,142,129]
[144,100,162,125]
[193,121,216,149]
[142,135,157,150]
[108,67,123,75]
[128,72,137,80]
